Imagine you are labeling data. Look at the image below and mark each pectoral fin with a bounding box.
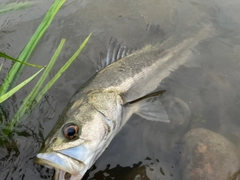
[123,91,170,124]
[135,96,170,122]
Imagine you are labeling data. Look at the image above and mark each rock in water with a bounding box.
[180,128,240,180]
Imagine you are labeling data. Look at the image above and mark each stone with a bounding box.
[180,128,240,180]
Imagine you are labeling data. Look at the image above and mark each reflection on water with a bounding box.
[84,160,150,180]
[1,0,240,179]
[84,156,178,180]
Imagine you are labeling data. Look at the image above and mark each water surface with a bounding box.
[1,0,240,179]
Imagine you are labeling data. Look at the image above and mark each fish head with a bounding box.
[36,91,123,179]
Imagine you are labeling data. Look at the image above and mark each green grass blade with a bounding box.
[0,63,2,72]
[35,33,92,106]
[10,39,66,127]
[0,0,66,96]
[0,68,44,104]
[0,2,36,14]
[0,52,44,68]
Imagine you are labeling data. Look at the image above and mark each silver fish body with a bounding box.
[36,24,214,180]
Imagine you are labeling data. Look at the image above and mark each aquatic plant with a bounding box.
[0,0,66,96]
[0,52,44,68]
[0,2,36,14]
[0,68,45,104]
[9,33,91,128]
[0,0,91,132]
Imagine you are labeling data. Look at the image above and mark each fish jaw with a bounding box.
[36,124,114,180]
[36,126,118,180]
[55,169,83,180]
[36,152,86,179]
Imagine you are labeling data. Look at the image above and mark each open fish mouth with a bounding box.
[36,152,86,180]
[35,129,112,180]
[54,169,83,180]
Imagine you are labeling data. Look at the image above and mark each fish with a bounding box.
[35,24,214,180]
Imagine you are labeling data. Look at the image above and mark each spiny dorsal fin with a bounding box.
[97,24,165,71]
[97,37,135,71]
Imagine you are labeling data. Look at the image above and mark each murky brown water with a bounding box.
[1,0,240,179]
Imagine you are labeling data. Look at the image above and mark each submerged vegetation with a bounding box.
[0,2,36,14]
[0,0,91,133]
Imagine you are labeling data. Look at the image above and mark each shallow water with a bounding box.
[1,0,240,179]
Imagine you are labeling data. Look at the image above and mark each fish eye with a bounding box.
[63,123,79,140]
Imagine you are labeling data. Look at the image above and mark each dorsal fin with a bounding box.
[97,24,165,71]
[97,37,134,71]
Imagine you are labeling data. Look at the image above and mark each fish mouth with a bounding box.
[36,152,87,179]
[54,169,83,180]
